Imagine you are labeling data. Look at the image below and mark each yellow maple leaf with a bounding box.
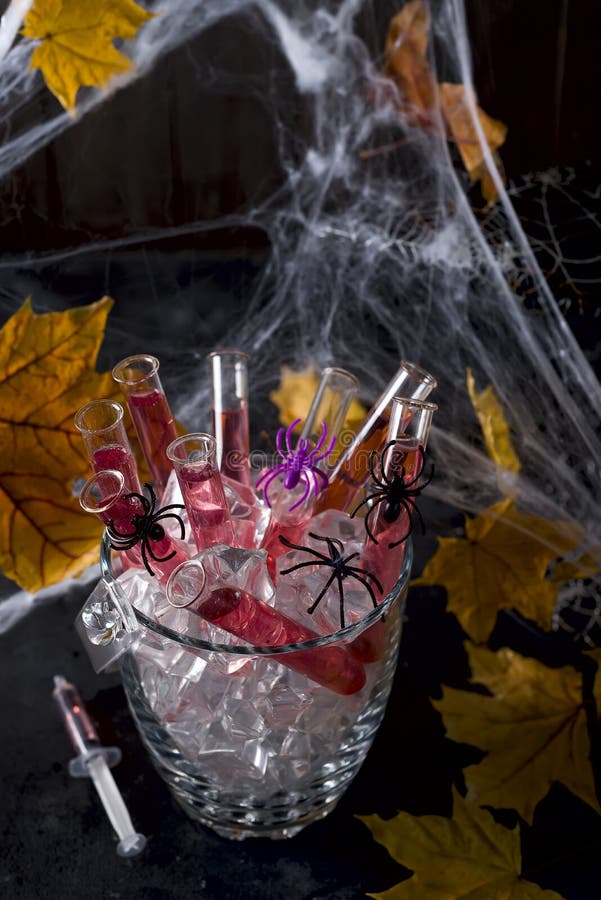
[22,0,153,111]
[434,645,601,825]
[466,368,520,477]
[413,499,582,642]
[0,297,117,592]
[270,365,366,433]
[361,788,564,899]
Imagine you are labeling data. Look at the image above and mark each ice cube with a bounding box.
[222,473,270,549]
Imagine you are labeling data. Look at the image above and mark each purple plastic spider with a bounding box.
[256,418,336,510]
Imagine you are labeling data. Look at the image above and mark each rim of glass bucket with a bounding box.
[100,531,413,656]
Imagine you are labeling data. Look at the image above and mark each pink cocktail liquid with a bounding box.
[214,404,251,487]
[92,445,141,494]
[192,587,366,695]
[128,389,178,493]
[178,462,235,550]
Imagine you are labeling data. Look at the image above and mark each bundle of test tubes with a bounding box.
[75,352,437,696]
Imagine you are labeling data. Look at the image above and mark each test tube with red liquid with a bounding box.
[166,433,236,552]
[112,354,178,495]
[208,350,251,487]
[167,560,366,696]
[79,469,190,584]
[75,399,141,494]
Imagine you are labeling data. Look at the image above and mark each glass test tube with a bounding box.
[166,433,236,553]
[300,367,358,471]
[79,470,190,583]
[112,354,178,495]
[74,399,141,494]
[167,561,366,696]
[317,360,437,512]
[208,350,251,487]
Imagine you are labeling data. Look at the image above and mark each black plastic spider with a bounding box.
[350,441,434,549]
[107,483,186,577]
[279,532,383,628]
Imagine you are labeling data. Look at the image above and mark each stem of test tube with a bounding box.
[208,350,251,487]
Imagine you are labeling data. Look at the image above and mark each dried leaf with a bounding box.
[434,645,601,824]
[413,499,582,642]
[361,788,564,899]
[0,298,116,592]
[384,0,437,121]
[22,0,153,110]
[270,365,366,433]
[439,82,507,201]
[381,1,507,202]
[467,368,521,475]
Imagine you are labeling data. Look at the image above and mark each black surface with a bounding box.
[2,553,601,900]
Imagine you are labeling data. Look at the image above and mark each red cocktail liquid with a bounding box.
[214,404,251,487]
[92,445,141,494]
[178,462,236,550]
[192,587,366,695]
[128,389,178,494]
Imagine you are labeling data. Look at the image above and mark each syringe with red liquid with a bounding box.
[52,674,146,858]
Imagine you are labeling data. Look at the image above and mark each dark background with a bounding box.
[1,2,600,898]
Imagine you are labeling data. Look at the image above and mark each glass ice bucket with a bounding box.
[98,533,412,840]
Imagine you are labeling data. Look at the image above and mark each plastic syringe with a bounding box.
[52,675,147,858]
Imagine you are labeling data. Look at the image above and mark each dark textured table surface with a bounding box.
[2,554,601,900]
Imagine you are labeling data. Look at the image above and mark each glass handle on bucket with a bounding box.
[74,577,140,673]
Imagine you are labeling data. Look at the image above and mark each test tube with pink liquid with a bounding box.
[166,433,236,552]
[75,399,141,494]
[208,350,251,488]
[112,355,178,495]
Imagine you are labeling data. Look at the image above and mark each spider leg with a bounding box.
[256,466,286,507]
[379,441,398,486]
[307,568,339,615]
[285,419,302,455]
[153,511,186,541]
[342,552,360,566]
[344,570,382,608]
[139,488,153,515]
[336,570,346,628]
[143,484,157,517]
[367,450,387,491]
[312,467,329,490]
[288,475,311,511]
[308,532,344,559]
[139,539,156,577]
[305,421,327,458]
[277,535,331,563]
[146,542,177,563]
[349,489,386,519]
[156,503,186,514]
[387,501,415,549]
[280,559,322,576]
[407,496,426,535]
[363,495,388,544]
[275,426,286,461]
